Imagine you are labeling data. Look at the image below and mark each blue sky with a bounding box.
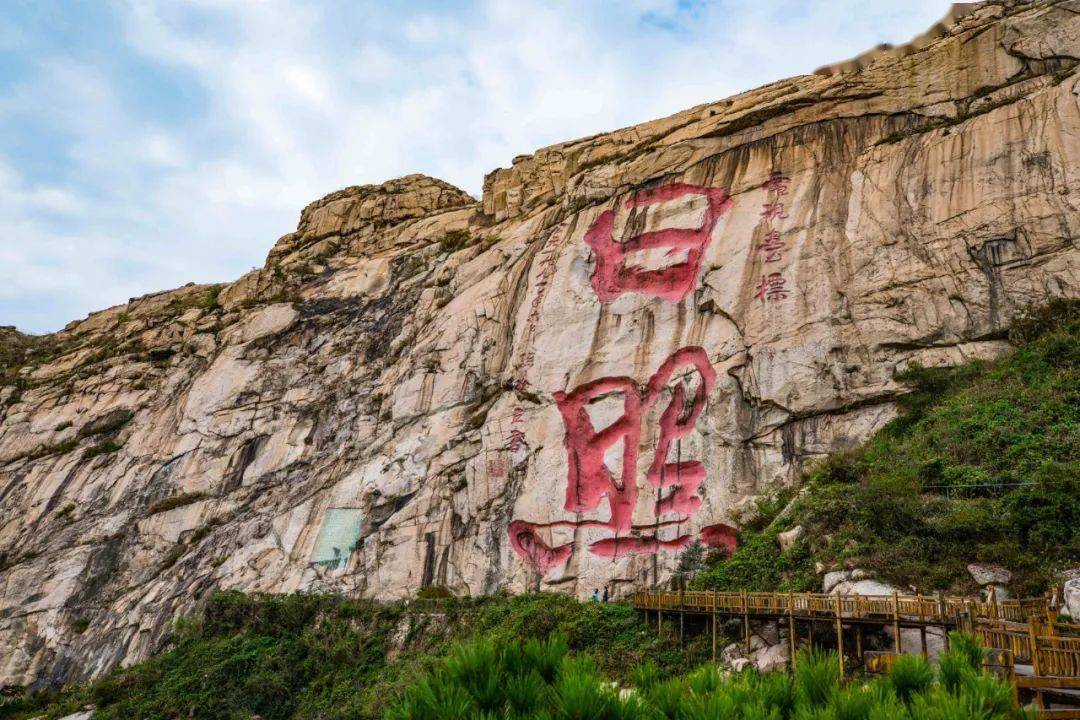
[1,0,953,334]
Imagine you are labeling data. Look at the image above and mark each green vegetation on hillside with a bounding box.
[0,592,697,720]
[386,632,1026,720]
[2,594,1031,720]
[695,300,1080,596]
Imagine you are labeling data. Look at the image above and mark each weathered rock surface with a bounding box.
[777,525,804,552]
[968,563,1013,587]
[1063,576,1080,619]
[2,0,1080,688]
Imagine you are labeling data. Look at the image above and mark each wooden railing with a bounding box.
[973,618,1080,679]
[633,590,1024,624]
[634,590,1080,681]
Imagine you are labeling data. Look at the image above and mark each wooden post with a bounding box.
[742,589,751,656]
[1029,618,1045,709]
[788,592,797,668]
[855,625,863,668]
[834,593,845,681]
[893,591,902,653]
[920,627,928,658]
[658,610,663,637]
[938,593,950,653]
[712,609,718,662]
[989,585,999,620]
[809,620,815,650]
[680,609,685,647]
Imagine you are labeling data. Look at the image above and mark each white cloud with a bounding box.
[0,0,953,333]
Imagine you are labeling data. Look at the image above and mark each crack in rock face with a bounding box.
[2,0,1080,689]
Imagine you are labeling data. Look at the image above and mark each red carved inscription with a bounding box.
[585,184,733,303]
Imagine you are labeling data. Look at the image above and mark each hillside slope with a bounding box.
[692,301,1079,597]
[1,0,1080,689]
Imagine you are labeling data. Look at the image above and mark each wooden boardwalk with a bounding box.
[633,589,1080,713]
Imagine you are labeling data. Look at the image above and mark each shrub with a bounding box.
[889,654,935,703]
[147,492,209,515]
[7,598,1028,720]
[794,649,840,709]
[415,585,454,600]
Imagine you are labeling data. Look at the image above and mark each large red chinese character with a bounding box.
[554,376,643,533]
[585,184,733,303]
[508,347,728,576]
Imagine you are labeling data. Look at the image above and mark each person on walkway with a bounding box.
[602,587,609,603]
[591,589,600,603]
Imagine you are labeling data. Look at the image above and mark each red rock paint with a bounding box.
[487,455,508,478]
[509,347,721,575]
[507,428,526,453]
[757,229,785,263]
[644,347,716,521]
[553,376,643,533]
[585,184,733,303]
[508,520,573,575]
[754,273,788,302]
[752,173,792,301]
[589,534,693,557]
[699,523,738,555]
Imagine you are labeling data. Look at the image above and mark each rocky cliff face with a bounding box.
[2,0,1079,689]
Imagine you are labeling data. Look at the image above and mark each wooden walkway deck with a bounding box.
[633,589,1080,713]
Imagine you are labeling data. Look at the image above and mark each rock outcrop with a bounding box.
[2,0,1080,688]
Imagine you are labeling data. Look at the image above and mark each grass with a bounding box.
[384,632,1027,720]
[695,299,1080,596]
[0,328,62,389]
[436,230,474,255]
[82,440,123,460]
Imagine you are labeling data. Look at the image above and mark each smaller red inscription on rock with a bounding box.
[754,273,789,303]
[487,455,508,478]
[757,229,786,263]
[763,173,791,195]
[507,428,526,453]
[751,172,793,298]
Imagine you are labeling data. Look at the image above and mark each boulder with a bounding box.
[967,564,1012,587]
[722,642,744,664]
[823,571,849,594]
[777,526,805,552]
[1065,578,1080,620]
[753,643,791,673]
[833,579,900,597]
[899,626,948,660]
[755,621,781,646]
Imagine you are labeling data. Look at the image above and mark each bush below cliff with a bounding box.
[0,592,699,720]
